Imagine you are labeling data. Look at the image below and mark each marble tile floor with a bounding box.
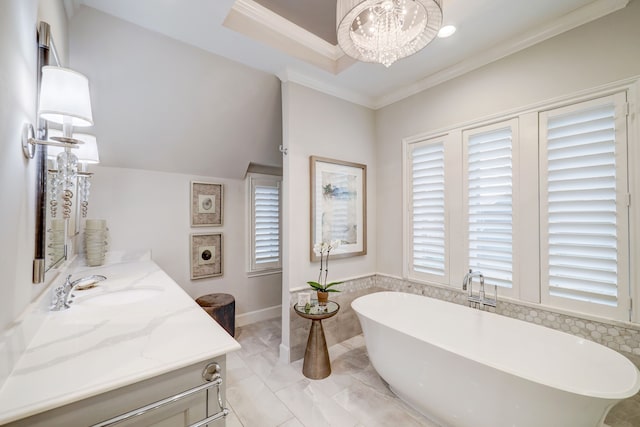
[224,317,640,427]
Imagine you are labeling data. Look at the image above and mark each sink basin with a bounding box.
[79,288,162,306]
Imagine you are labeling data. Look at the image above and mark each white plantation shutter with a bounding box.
[409,139,447,279]
[464,121,516,290]
[249,176,281,272]
[255,186,280,264]
[540,93,629,317]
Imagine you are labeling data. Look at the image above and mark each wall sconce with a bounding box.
[23,21,95,283]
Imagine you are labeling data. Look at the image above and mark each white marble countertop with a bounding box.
[0,255,240,424]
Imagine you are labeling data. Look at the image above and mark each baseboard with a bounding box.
[236,304,281,327]
[279,343,290,364]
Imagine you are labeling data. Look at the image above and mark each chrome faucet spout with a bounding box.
[463,269,496,310]
[462,270,469,291]
[463,270,483,295]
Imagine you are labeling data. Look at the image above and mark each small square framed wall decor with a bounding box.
[191,181,223,226]
[190,233,223,279]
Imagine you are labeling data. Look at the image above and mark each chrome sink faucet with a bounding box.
[51,274,106,311]
[462,269,497,310]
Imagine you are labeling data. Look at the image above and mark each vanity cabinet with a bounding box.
[0,257,239,426]
[6,357,227,427]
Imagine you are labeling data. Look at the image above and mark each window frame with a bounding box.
[402,78,638,323]
[247,173,282,275]
[405,135,451,284]
[462,118,520,300]
[539,92,630,320]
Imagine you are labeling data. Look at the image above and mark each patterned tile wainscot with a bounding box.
[290,274,640,363]
[376,274,640,359]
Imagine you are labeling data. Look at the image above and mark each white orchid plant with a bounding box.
[308,240,342,293]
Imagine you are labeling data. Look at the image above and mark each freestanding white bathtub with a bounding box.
[352,291,640,427]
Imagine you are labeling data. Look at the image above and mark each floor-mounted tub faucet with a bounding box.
[462,269,497,310]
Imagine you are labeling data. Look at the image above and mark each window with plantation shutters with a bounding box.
[463,120,517,292]
[249,175,282,273]
[540,93,629,318]
[403,84,636,321]
[409,138,448,281]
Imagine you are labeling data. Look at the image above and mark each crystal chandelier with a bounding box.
[337,0,443,67]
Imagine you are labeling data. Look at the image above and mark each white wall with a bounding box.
[87,166,282,317]
[282,82,377,290]
[280,81,376,360]
[0,0,38,335]
[375,1,640,278]
[68,6,282,181]
[0,0,68,385]
[65,5,285,321]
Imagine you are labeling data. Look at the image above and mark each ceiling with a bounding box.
[253,0,337,44]
[70,0,628,109]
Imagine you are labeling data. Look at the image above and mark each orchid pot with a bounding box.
[316,290,329,305]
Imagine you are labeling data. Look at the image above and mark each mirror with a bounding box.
[45,177,66,271]
[36,21,73,276]
[45,157,79,271]
[36,20,94,279]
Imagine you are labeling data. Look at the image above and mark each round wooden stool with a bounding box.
[195,293,235,337]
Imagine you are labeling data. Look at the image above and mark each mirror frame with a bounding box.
[34,21,67,282]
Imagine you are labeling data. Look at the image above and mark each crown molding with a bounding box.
[373,0,629,109]
[232,0,344,61]
[277,68,376,109]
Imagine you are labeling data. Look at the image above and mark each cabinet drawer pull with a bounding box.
[92,362,228,427]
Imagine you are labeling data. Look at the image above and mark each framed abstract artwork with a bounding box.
[190,233,223,279]
[191,181,223,226]
[310,156,367,261]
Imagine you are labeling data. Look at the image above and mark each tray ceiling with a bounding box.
[73,0,629,108]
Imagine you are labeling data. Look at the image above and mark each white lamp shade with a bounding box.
[74,133,99,164]
[38,66,94,127]
[47,130,100,164]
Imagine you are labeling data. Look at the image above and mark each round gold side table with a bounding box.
[293,301,340,379]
